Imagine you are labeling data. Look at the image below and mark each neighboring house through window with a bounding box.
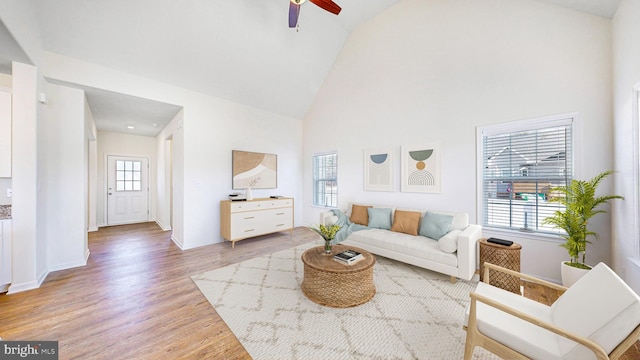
[477,113,576,236]
[313,152,338,208]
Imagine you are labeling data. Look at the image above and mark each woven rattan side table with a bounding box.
[301,244,376,308]
[479,238,522,294]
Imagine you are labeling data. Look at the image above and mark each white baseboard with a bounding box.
[155,220,172,231]
[171,234,184,250]
[48,257,88,272]
[8,268,49,294]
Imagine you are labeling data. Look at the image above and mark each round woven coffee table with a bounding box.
[301,244,376,308]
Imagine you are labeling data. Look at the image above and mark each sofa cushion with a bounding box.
[350,204,372,226]
[368,208,392,229]
[390,210,421,236]
[438,229,460,253]
[346,228,458,267]
[419,211,453,239]
[551,262,640,359]
[466,282,561,359]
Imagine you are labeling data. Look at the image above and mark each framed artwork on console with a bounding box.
[400,143,441,193]
[232,150,277,189]
[363,148,394,192]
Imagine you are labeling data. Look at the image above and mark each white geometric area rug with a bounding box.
[192,242,498,360]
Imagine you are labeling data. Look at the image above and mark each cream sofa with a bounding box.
[320,203,482,282]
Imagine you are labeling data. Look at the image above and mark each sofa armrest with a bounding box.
[456,224,482,281]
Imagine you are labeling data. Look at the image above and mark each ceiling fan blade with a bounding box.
[309,0,341,15]
[289,2,300,28]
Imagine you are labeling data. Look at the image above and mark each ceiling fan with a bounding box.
[289,0,342,28]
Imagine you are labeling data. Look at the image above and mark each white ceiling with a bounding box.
[0,0,621,136]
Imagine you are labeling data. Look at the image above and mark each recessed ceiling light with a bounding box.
[152,123,158,127]
[127,125,135,129]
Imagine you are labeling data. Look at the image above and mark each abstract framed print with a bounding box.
[400,144,441,193]
[364,148,394,191]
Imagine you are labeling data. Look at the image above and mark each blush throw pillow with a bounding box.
[350,204,372,226]
[367,208,393,229]
[390,210,422,235]
[419,211,454,239]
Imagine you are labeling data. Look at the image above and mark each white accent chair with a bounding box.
[464,262,640,360]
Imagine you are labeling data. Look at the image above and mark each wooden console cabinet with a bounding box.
[220,197,294,247]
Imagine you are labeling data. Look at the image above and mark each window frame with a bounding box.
[476,112,579,242]
[312,151,338,208]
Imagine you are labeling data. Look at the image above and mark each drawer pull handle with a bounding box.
[276,224,284,227]
[244,229,255,233]
[276,212,284,215]
[244,216,255,219]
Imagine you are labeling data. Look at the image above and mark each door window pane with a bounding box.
[115,160,143,192]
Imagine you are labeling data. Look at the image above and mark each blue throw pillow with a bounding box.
[419,211,454,239]
[367,208,392,229]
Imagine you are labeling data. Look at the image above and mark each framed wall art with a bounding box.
[363,148,394,191]
[232,150,277,189]
[400,143,441,193]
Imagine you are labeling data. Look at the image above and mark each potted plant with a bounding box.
[308,224,341,254]
[543,170,623,286]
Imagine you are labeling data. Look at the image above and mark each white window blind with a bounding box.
[313,152,338,208]
[481,116,573,234]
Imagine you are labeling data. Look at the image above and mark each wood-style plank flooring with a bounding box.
[0,222,315,359]
[1,222,638,359]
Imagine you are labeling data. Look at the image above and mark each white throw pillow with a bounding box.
[438,229,461,253]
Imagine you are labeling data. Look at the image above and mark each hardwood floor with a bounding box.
[1,222,638,359]
[0,222,315,359]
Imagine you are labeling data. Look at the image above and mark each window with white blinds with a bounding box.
[480,114,574,234]
[313,152,338,208]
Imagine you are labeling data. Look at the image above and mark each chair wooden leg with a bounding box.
[464,296,478,360]
[463,332,476,360]
[450,276,457,283]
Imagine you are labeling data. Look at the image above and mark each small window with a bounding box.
[313,152,338,208]
[116,160,142,192]
[478,114,574,235]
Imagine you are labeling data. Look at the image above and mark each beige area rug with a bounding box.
[192,242,498,359]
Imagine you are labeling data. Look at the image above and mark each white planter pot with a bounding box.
[560,261,591,287]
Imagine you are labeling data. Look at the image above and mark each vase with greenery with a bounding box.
[543,171,623,278]
[309,224,341,254]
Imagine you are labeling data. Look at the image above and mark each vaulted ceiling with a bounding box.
[0,0,621,136]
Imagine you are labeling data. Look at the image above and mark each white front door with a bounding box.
[107,155,149,225]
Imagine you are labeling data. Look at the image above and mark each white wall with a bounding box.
[0,73,12,205]
[85,97,98,232]
[156,111,183,245]
[612,0,640,293]
[96,131,158,227]
[0,74,11,205]
[9,62,42,292]
[43,83,89,271]
[155,110,182,232]
[303,0,613,282]
[42,53,304,249]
